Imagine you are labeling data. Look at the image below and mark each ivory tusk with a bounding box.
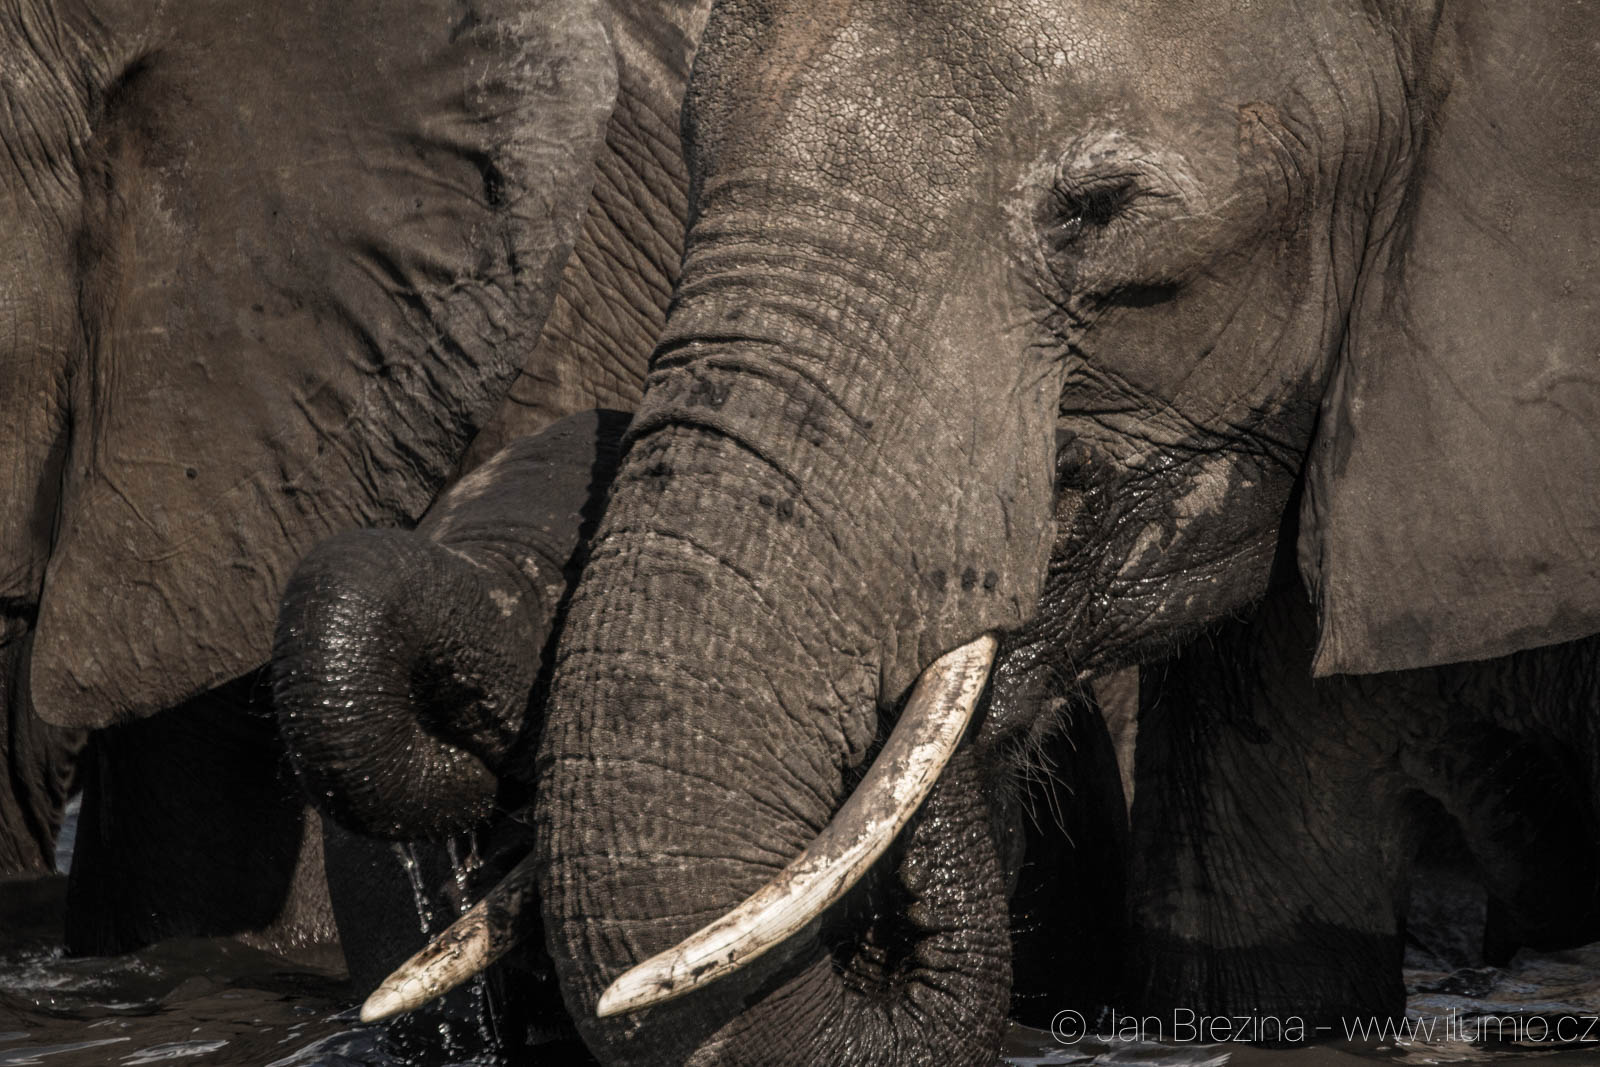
[359,850,538,1023]
[595,633,998,1018]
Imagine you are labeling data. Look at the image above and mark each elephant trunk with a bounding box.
[273,526,546,840]
[537,501,1014,1062]
[530,11,1065,1054]
[595,635,998,1016]
[684,750,1015,1065]
[274,411,627,842]
[535,234,1051,1060]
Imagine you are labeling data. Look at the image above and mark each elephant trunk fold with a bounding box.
[273,527,546,841]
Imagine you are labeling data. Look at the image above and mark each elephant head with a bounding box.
[382,0,1596,1061]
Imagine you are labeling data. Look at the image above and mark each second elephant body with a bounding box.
[1123,582,1600,1029]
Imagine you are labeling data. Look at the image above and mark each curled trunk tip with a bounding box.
[273,528,542,840]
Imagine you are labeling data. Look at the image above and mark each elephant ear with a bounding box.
[1299,0,1600,676]
[28,0,617,727]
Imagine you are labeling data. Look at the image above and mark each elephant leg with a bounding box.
[64,672,336,960]
[1129,580,1600,1031]
[0,639,83,875]
[1126,583,1412,1030]
[1394,637,1600,963]
[1416,722,1600,964]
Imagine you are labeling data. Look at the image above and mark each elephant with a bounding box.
[286,0,1599,1062]
[522,0,1596,1061]
[0,0,707,970]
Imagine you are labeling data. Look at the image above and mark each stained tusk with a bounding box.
[359,850,538,1023]
[595,633,998,1019]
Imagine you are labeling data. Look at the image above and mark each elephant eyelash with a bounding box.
[1042,175,1142,251]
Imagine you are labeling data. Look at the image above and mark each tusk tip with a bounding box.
[359,985,413,1024]
[595,968,669,1018]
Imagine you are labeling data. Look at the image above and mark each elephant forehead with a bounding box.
[694,0,1384,217]
[691,0,1106,211]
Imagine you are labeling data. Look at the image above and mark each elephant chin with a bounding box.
[272,528,546,841]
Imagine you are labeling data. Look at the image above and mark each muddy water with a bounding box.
[0,801,501,1066]
[4,803,1599,1066]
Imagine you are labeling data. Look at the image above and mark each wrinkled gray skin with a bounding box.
[514,0,1600,1063]
[275,411,629,842]
[268,0,711,848]
[0,0,702,967]
[275,410,629,1053]
[263,0,707,1008]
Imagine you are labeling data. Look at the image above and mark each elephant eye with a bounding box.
[1042,175,1139,252]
